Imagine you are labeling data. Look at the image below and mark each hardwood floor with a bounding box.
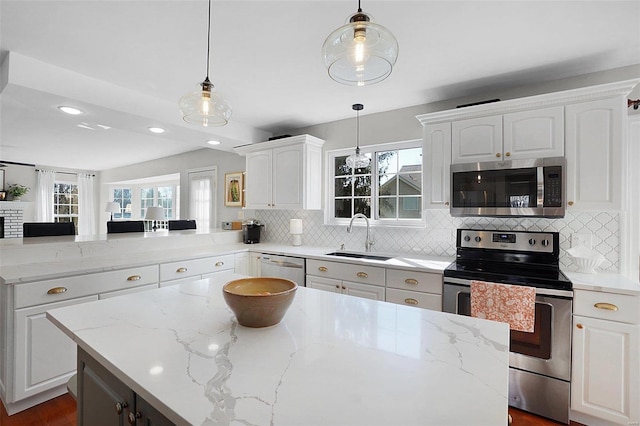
[1,394,581,426]
[1,394,76,426]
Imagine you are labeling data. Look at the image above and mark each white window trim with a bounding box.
[325,139,425,228]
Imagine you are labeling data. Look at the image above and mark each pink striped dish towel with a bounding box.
[470,280,536,333]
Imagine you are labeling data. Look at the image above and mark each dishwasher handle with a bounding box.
[260,256,304,269]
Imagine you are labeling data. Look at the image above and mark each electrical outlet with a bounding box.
[571,233,592,249]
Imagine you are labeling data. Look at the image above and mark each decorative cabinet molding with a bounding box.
[234,134,325,210]
[571,289,640,425]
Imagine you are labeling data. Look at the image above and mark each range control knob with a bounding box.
[464,235,471,242]
[528,238,536,246]
[541,239,550,247]
[474,236,482,243]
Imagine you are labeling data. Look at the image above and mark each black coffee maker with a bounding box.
[242,219,262,244]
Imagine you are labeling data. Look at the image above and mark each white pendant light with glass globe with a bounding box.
[322,0,399,86]
[346,103,370,169]
[179,0,231,127]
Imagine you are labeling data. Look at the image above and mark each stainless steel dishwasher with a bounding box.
[258,254,306,286]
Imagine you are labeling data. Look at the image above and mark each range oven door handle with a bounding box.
[443,277,573,298]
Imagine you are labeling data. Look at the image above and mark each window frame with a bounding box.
[325,139,425,228]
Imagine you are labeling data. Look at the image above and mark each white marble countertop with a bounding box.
[566,271,640,296]
[0,234,454,284]
[47,274,510,426]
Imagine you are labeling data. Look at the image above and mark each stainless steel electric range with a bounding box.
[443,229,573,424]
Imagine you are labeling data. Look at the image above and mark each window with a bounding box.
[112,188,132,219]
[328,140,423,226]
[54,182,79,230]
[141,186,175,221]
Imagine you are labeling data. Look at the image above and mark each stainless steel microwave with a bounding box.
[450,157,565,218]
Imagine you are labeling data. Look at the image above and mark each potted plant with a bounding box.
[7,184,29,201]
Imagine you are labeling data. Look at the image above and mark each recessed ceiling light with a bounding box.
[58,106,84,115]
[148,127,165,134]
[77,123,95,130]
[207,140,221,145]
[96,124,111,130]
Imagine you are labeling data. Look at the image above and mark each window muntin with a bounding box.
[328,140,423,226]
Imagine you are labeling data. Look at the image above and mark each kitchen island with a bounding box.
[47,273,510,426]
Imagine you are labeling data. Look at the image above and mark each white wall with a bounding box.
[99,148,246,232]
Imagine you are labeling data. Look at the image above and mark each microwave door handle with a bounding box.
[537,166,545,207]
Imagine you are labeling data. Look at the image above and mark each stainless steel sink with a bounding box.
[325,252,392,261]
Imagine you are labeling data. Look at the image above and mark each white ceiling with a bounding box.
[1,0,639,171]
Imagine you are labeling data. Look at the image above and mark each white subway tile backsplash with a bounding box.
[255,209,620,273]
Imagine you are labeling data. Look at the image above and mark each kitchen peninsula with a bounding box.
[47,274,510,425]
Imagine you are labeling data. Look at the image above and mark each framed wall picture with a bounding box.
[224,172,243,207]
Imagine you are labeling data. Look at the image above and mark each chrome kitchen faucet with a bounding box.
[347,213,374,252]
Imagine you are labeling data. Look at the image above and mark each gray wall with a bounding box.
[99,148,246,233]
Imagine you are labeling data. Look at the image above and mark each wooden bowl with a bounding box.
[222,277,298,327]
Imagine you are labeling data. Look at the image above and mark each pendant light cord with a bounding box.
[356,109,360,149]
[357,0,362,13]
[206,0,212,80]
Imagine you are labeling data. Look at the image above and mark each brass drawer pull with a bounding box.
[505,152,511,157]
[576,323,584,329]
[594,302,619,311]
[47,287,67,295]
[568,201,574,206]
[335,285,340,289]
[176,267,188,273]
[318,266,328,272]
[127,275,141,281]
[215,261,224,267]
[356,272,368,278]
[405,278,419,285]
[404,298,418,305]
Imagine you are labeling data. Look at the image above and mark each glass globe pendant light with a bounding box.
[346,103,370,169]
[321,0,399,86]
[179,0,231,126]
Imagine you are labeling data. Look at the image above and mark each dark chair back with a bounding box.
[23,222,76,237]
[168,220,197,231]
[107,221,145,234]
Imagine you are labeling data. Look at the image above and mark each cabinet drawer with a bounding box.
[386,269,442,294]
[160,254,234,282]
[574,290,639,324]
[99,284,158,299]
[307,259,385,286]
[386,288,442,311]
[14,266,159,309]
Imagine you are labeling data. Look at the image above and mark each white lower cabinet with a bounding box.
[3,264,165,414]
[14,296,97,402]
[306,259,442,308]
[385,268,442,311]
[571,290,640,425]
[159,254,234,287]
[306,259,385,301]
[306,275,385,301]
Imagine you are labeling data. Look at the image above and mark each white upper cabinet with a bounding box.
[452,115,503,163]
[422,122,452,209]
[565,97,624,210]
[451,106,564,163]
[235,135,325,210]
[503,106,564,160]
